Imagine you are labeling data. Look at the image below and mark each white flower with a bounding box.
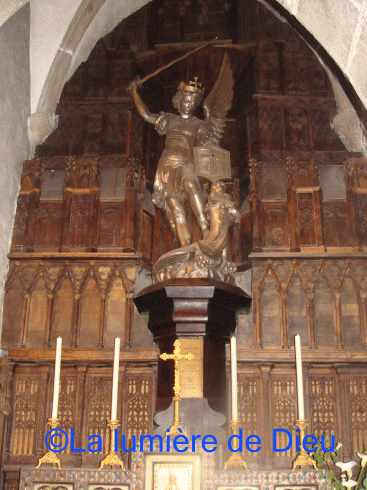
[341,480,358,488]
[357,452,367,467]
[336,461,358,479]
[336,443,343,451]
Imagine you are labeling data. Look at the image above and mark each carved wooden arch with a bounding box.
[28,0,367,151]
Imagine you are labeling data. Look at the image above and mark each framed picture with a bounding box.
[217,487,260,490]
[275,487,319,490]
[33,485,73,490]
[145,454,201,490]
[89,486,130,490]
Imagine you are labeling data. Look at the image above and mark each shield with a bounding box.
[193,143,231,182]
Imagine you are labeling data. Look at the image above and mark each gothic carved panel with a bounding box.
[263,203,289,248]
[271,378,297,458]
[346,377,367,453]
[257,102,283,150]
[238,376,260,456]
[99,203,124,248]
[124,375,154,440]
[284,105,309,151]
[297,193,316,246]
[34,202,63,250]
[310,378,337,437]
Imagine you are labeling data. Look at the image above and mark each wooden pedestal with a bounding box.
[134,278,251,416]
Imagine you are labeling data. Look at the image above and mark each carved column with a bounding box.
[97,292,107,348]
[248,159,262,252]
[280,290,288,349]
[124,159,136,251]
[70,293,81,347]
[44,291,55,347]
[334,291,343,349]
[306,289,317,348]
[124,292,134,348]
[253,287,262,348]
[335,365,350,457]
[18,292,31,347]
[259,364,272,463]
[135,166,146,256]
[77,366,87,466]
[35,367,50,457]
[359,290,367,346]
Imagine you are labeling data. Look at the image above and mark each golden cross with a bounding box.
[189,77,202,90]
[160,339,194,398]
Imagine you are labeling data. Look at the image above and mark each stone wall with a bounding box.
[0,5,30,349]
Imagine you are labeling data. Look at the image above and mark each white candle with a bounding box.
[51,337,62,419]
[111,337,120,421]
[230,336,238,421]
[295,334,305,420]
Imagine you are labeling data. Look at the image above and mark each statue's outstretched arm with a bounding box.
[128,79,159,125]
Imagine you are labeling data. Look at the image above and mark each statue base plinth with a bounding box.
[134,278,251,418]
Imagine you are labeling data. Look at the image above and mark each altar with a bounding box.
[19,453,329,490]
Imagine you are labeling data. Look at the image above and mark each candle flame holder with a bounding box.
[99,419,124,470]
[224,420,248,471]
[36,418,61,468]
[292,419,317,470]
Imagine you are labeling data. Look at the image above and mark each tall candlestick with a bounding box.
[295,334,305,420]
[230,336,238,421]
[111,337,120,421]
[51,337,62,420]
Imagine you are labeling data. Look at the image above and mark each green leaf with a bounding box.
[314,453,324,468]
[362,477,367,489]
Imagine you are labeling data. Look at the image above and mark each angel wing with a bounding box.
[202,52,234,146]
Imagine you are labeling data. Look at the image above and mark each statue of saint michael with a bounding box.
[129,53,234,249]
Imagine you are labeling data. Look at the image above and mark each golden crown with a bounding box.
[178,77,204,94]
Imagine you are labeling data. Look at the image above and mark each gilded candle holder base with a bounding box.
[224,420,248,471]
[99,420,125,470]
[292,419,317,470]
[36,418,61,468]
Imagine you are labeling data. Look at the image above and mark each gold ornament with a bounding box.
[99,419,124,470]
[223,420,248,471]
[36,418,61,468]
[160,340,194,436]
[292,419,318,470]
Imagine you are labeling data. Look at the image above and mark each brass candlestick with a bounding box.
[224,420,248,471]
[99,419,124,470]
[36,418,61,468]
[292,419,317,470]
